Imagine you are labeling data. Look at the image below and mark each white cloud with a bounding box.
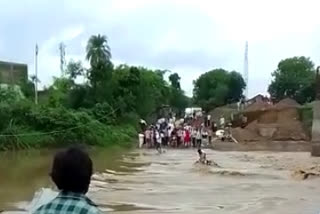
[2,0,320,97]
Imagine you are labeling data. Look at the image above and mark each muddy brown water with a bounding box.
[1,148,320,214]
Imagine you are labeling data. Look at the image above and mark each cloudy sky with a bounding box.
[1,0,320,97]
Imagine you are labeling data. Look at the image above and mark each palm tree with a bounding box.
[86,34,111,68]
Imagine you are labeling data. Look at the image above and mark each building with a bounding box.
[0,60,28,85]
[246,94,270,106]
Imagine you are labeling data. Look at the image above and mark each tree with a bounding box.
[193,69,245,111]
[169,88,189,116]
[47,77,74,107]
[169,73,181,89]
[268,56,316,104]
[227,71,246,103]
[86,34,111,68]
[86,34,113,92]
[20,76,36,99]
[66,60,84,80]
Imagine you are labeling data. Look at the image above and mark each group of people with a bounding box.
[142,125,213,148]
[139,114,222,150]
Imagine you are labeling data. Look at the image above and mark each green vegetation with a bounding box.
[268,56,316,104]
[193,69,246,111]
[0,34,189,150]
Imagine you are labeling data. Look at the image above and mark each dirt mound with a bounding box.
[232,127,261,142]
[237,106,308,142]
[258,109,278,123]
[209,106,237,122]
[245,101,271,112]
[274,98,301,109]
[273,121,308,141]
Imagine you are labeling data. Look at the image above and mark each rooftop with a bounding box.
[0,60,27,67]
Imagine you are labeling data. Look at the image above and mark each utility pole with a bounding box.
[243,41,249,100]
[316,66,320,100]
[35,44,38,105]
[59,42,66,77]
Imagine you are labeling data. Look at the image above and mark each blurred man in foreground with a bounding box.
[33,146,101,214]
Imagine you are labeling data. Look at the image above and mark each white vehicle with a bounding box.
[185,107,202,118]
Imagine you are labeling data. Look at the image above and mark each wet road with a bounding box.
[2,148,320,213]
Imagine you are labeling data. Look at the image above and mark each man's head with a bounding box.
[50,146,93,194]
[198,149,202,155]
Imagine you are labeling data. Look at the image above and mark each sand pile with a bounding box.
[234,98,308,142]
[245,100,271,112]
[273,98,301,109]
[232,127,261,142]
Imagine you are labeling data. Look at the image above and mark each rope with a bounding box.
[0,106,119,137]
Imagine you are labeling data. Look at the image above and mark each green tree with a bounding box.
[268,56,316,104]
[169,73,181,89]
[169,88,189,116]
[86,34,113,93]
[47,77,74,107]
[227,71,246,103]
[20,76,35,99]
[66,60,85,80]
[193,69,245,111]
[86,34,111,68]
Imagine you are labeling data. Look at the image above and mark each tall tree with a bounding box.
[169,73,181,89]
[193,69,245,111]
[268,56,316,104]
[86,34,111,68]
[86,34,113,98]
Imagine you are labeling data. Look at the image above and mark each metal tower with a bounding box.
[59,42,66,77]
[243,41,249,99]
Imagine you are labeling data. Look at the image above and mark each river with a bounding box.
[1,148,320,214]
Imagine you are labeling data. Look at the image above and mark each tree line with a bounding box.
[0,34,190,150]
[192,56,317,111]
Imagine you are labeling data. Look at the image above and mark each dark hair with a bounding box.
[50,146,93,194]
[198,149,202,154]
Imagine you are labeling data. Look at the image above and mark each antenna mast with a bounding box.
[243,41,249,99]
[59,42,66,77]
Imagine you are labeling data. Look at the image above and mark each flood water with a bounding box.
[1,148,320,214]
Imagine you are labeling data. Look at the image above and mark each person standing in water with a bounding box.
[196,128,202,148]
[191,127,197,148]
[155,129,162,153]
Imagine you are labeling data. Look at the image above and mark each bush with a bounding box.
[0,104,137,150]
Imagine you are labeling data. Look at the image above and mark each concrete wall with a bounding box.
[0,61,28,84]
[311,101,320,156]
